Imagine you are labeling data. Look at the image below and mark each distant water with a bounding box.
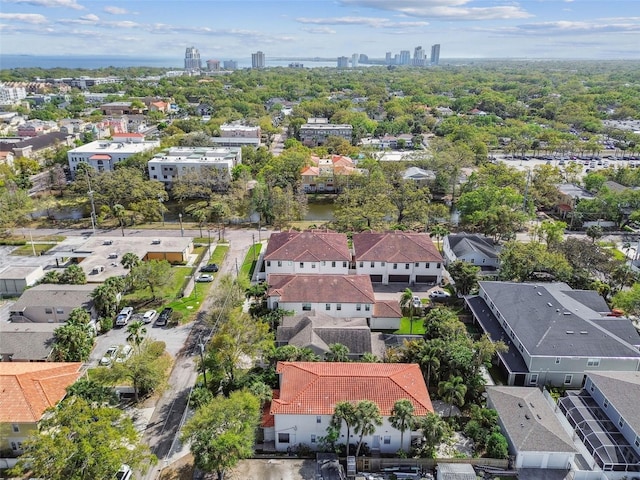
[0,54,341,70]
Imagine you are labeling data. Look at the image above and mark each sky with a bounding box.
[1,0,639,61]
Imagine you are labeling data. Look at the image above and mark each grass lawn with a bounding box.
[240,243,262,279]
[394,316,426,335]
[209,244,229,265]
[122,266,195,308]
[10,243,55,256]
[166,280,213,322]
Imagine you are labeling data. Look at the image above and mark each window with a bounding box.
[278,261,282,267]
[619,418,624,428]
[302,303,311,311]
[311,434,316,443]
[45,308,53,314]
[266,261,271,267]
[587,358,600,367]
[635,436,639,448]
[11,442,17,451]
[510,331,515,340]
[300,262,304,268]
[415,262,420,267]
[312,263,316,269]
[381,262,385,266]
[564,374,573,385]
[336,304,342,311]
[153,175,157,179]
[151,166,156,170]
[343,261,347,268]
[356,304,361,311]
[393,263,398,270]
[317,416,321,424]
[359,261,364,268]
[436,263,441,268]
[278,433,290,443]
[11,424,19,433]
[604,399,609,408]
[383,436,391,445]
[555,357,561,364]
[518,344,524,352]
[590,384,595,392]
[371,262,375,268]
[326,304,331,311]
[405,263,410,269]
[365,304,370,311]
[332,261,336,267]
[321,261,326,266]
[529,374,538,385]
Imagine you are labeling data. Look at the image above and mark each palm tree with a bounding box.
[91,283,119,318]
[420,412,448,456]
[419,345,441,390]
[325,343,350,362]
[400,288,416,335]
[438,376,467,418]
[429,224,449,252]
[354,400,383,457]
[120,252,140,270]
[389,399,415,453]
[359,352,379,363]
[331,401,357,456]
[113,203,126,237]
[126,320,147,351]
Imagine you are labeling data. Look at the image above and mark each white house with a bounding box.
[262,231,351,279]
[443,233,501,275]
[466,282,640,388]
[353,231,443,285]
[267,362,433,453]
[487,386,576,470]
[266,274,375,318]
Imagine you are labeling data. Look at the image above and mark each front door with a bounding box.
[372,435,380,450]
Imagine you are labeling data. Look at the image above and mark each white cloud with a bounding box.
[4,0,83,10]
[103,6,128,15]
[296,16,428,28]
[338,0,531,20]
[301,26,337,34]
[0,12,47,23]
[484,19,640,36]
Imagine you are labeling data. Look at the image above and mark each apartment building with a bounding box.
[147,146,241,186]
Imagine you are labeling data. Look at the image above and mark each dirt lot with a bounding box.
[160,457,317,480]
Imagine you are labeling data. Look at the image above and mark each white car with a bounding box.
[196,274,213,282]
[100,345,119,366]
[142,309,158,324]
[115,345,133,363]
[412,296,422,309]
[115,306,133,326]
[429,290,451,299]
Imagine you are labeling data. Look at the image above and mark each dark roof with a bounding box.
[353,231,442,263]
[10,284,95,316]
[587,372,640,435]
[446,233,500,260]
[0,131,73,153]
[476,282,640,358]
[0,323,56,361]
[267,274,375,304]
[487,386,576,454]
[264,231,351,262]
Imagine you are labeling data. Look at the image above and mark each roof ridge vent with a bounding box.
[566,330,574,334]
[547,302,553,307]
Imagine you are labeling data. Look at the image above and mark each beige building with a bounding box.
[9,284,95,323]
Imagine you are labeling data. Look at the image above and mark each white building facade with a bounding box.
[147,146,241,186]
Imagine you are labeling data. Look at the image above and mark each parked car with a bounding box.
[115,345,133,363]
[200,263,219,273]
[155,307,173,327]
[196,274,214,282]
[429,290,451,300]
[116,465,132,480]
[412,296,422,309]
[115,306,134,326]
[100,345,119,366]
[142,309,158,324]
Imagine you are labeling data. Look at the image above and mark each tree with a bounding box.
[447,260,480,296]
[389,399,415,454]
[91,283,120,319]
[325,343,351,362]
[59,264,87,285]
[126,319,147,351]
[354,400,383,457]
[113,203,127,237]
[181,390,260,480]
[51,308,94,362]
[498,241,572,282]
[333,170,394,231]
[486,431,509,459]
[429,224,449,251]
[586,224,604,244]
[438,376,467,418]
[9,397,155,480]
[420,412,448,457]
[130,259,173,299]
[400,287,418,335]
[120,252,140,270]
[66,378,118,405]
[331,401,358,456]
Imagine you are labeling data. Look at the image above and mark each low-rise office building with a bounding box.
[299,118,353,147]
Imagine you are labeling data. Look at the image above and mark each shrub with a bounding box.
[147,340,166,358]
[99,316,113,334]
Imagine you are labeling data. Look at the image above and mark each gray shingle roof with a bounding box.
[10,284,95,316]
[487,386,576,454]
[478,282,640,358]
[0,323,56,361]
[446,233,500,260]
[587,371,640,435]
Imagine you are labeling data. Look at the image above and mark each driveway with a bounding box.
[227,459,316,480]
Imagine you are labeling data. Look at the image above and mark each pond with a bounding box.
[305,197,336,221]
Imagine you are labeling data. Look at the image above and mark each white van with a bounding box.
[115,306,133,326]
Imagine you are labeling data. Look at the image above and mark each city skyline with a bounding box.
[0,0,639,61]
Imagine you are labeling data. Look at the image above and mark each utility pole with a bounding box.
[86,169,97,235]
[252,233,256,262]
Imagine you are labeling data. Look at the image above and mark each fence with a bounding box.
[356,456,509,472]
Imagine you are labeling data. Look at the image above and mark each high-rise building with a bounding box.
[358,53,369,64]
[430,44,441,65]
[251,51,266,69]
[351,53,359,68]
[223,60,237,70]
[413,46,425,66]
[337,56,349,68]
[385,52,392,65]
[399,50,411,65]
[206,59,220,71]
[184,46,201,70]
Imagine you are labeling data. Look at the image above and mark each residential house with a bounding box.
[556,183,595,221]
[443,233,501,275]
[301,155,363,193]
[371,300,403,330]
[0,322,56,362]
[0,131,76,161]
[262,231,351,279]
[276,312,386,360]
[17,120,57,137]
[558,371,640,478]
[466,281,640,388]
[486,386,577,469]
[352,231,443,285]
[100,101,145,116]
[266,274,375,318]
[9,284,95,323]
[0,362,82,454]
[267,362,433,453]
[299,118,353,147]
[402,166,436,185]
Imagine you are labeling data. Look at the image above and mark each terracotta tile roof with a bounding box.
[301,166,320,176]
[271,362,433,416]
[113,133,143,138]
[267,274,375,304]
[262,389,279,428]
[373,300,402,318]
[353,231,442,263]
[89,154,112,160]
[264,231,351,263]
[0,362,82,423]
